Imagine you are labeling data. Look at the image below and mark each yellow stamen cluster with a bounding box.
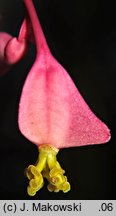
[25,145,71,196]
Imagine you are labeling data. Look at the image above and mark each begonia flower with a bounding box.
[0,0,111,196]
[18,0,111,196]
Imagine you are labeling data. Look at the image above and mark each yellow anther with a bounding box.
[30,165,40,177]
[47,184,60,193]
[27,186,36,196]
[29,179,38,189]
[49,166,64,178]
[50,174,63,186]
[54,188,60,193]
[29,177,43,190]
[47,184,55,192]
[25,168,33,180]
[25,144,71,196]
[62,182,71,193]
[26,165,40,179]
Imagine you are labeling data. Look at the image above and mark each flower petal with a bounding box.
[18,54,110,148]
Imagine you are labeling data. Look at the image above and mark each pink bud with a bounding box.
[0,16,32,75]
[18,0,111,149]
[0,32,12,75]
[5,37,28,64]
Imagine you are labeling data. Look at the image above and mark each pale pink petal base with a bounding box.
[18,52,110,149]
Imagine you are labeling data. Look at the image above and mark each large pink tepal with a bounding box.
[18,0,110,150]
[19,54,110,149]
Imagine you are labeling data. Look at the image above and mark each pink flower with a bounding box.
[0,0,111,196]
[18,0,111,196]
[19,0,110,149]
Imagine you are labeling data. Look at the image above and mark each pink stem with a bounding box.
[23,0,50,55]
